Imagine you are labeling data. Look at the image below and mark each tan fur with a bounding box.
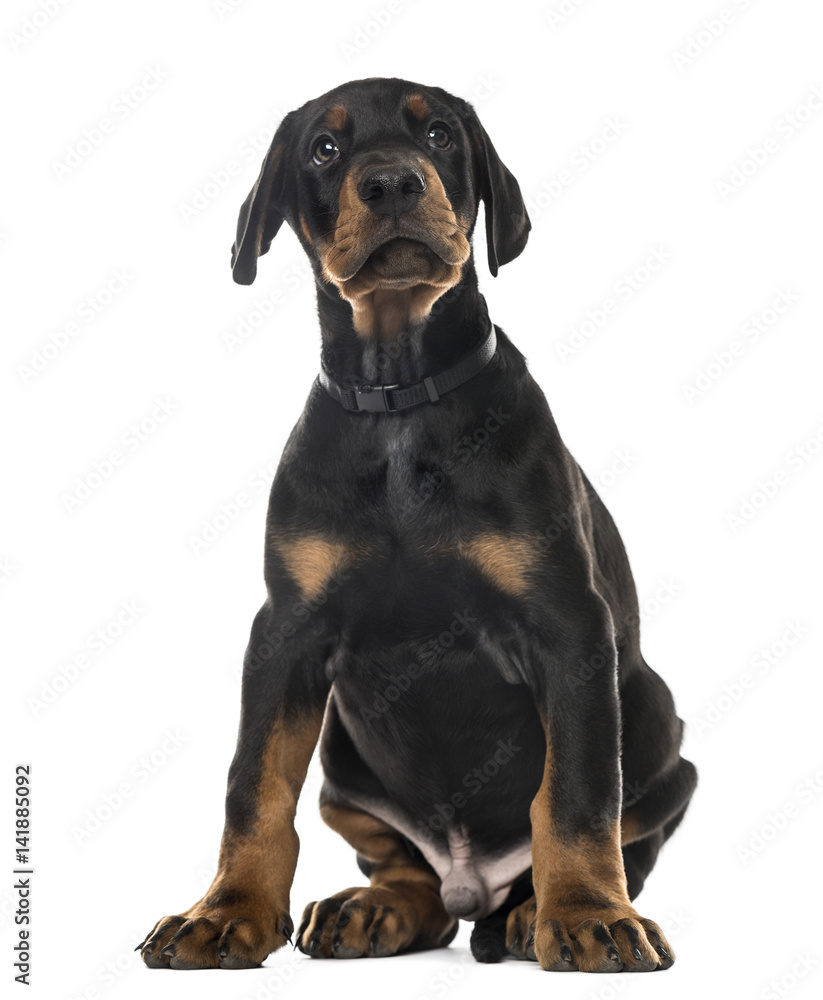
[140,708,325,967]
[531,778,633,920]
[505,896,538,958]
[406,93,431,120]
[526,722,674,971]
[461,533,536,596]
[211,707,324,907]
[323,104,348,131]
[299,211,313,246]
[300,799,456,956]
[423,532,537,596]
[349,283,459,339]
[320,799,414,869]
[620,805,643,845]
[530,729,631,916]
[274,535,354,599]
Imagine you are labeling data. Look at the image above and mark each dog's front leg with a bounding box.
[139,600,331,969]
[514,600,675,973]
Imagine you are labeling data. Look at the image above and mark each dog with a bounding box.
[138,77,696,973]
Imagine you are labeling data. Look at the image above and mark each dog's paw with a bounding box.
[297,889,412,958]
[507,899,673,973]
[296,885,456,958]
[505,897,539,962]
[138,898,293,970]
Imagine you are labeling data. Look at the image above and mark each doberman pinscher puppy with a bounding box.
[138,77,696,973]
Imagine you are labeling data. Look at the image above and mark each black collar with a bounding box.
[318,321,497,413]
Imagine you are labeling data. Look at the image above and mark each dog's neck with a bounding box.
[315,259,492,387]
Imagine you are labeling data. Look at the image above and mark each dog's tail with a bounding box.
[470,915,507,963]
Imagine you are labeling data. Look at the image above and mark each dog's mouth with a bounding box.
[325,220,469,287]
[359,237,449,286]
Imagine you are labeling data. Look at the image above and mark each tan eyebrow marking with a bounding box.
[406,94,431,120]
[323,104,348,131]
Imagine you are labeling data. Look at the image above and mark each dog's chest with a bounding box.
[282,417,547,632]
[337,414,522,549]
[372,420,450,514]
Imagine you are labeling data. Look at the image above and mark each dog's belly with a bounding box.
[319,635,546,920]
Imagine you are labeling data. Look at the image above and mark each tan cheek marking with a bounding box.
[275,536,354,599]
[416,159,471,264]
[406,94,431,120]
[318,171,374,285]
[338,170,362,224]
[323,104,348,131]
[461,533,536,597]
[299,211,313,245]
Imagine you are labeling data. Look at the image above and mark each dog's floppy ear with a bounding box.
[231,112,296,285]
[460,103,531,277]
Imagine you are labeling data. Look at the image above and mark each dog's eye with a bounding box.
[427,123,452,149]
[312,136,340,166]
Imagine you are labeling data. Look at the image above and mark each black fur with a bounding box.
[225,77,696,947]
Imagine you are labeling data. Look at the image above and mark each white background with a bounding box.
[3,1,823,998]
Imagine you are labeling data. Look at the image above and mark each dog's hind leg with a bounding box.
[620,759,697,898]
[617,661,698,898]
[296,798,458,958]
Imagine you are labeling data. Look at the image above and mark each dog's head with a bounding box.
[231,78,530,334]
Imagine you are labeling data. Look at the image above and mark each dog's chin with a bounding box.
[359,237,450,288]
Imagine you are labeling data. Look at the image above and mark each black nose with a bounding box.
[358,163,426,216]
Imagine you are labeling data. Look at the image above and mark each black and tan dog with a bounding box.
[138,77,696,973]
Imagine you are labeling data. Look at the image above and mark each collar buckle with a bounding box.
[353,383,399,413]
[319,319,497,414]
